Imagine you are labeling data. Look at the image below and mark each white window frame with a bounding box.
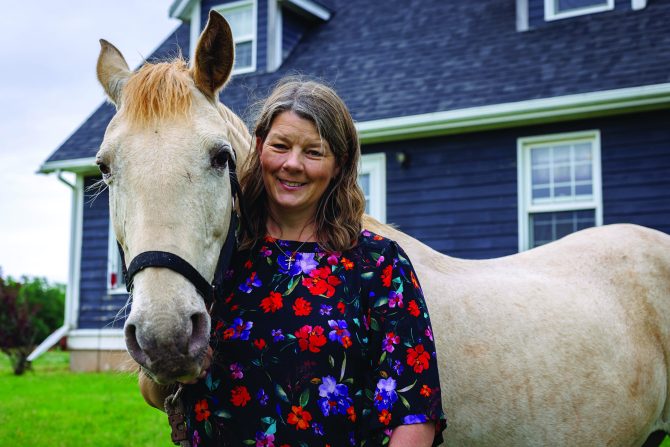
[107,223,126,294]
[544,0,614,21]
[359,153,387,223]
[212,0,257,75]
[517,130,603,251]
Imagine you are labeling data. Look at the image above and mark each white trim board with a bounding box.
[66,329,126,350]
[357,83,670,144]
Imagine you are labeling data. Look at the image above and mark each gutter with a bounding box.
[27,171,78,362]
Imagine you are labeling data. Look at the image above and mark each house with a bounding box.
[37,0,670,371]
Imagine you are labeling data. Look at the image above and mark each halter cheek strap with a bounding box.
[117,155,243,307]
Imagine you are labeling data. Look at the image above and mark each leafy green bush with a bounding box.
[0,274,65,375]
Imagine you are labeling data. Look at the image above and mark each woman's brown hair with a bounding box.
[238,78,365,252]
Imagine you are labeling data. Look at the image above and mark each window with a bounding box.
[213,0,256,73]
[517,130,602,251]
[107,223,126,293]
[544,0,614,20]
[359,153,386,223]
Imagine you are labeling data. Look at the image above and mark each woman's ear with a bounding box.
[256,136,263,154]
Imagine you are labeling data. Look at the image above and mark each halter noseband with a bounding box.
[117,156,243,308]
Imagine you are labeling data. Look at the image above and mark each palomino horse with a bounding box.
[96,11,670,446]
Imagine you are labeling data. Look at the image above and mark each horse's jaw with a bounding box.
[123,268,212,384]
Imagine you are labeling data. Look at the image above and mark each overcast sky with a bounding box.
[0,2,180,283]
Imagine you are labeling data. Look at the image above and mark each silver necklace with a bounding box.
[273,239,310,270]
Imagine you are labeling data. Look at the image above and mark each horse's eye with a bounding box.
[96,159,111,179]
[211,147,231,170]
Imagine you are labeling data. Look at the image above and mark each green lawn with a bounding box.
[0,351,171,446]
[2,351,668,446]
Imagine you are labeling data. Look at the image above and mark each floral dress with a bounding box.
[183,230,446,446]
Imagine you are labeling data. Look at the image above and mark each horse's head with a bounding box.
[96,11,250,384]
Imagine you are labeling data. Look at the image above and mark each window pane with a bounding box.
[358,173,370,196]
[575,184,593,196]
[556,0,608,12]
[574,143,592,161]
[235,41,253,70]
[531,147,550,165]
[553,145,570,163]
[529,210,596,248]
[532,167,550,185]
[553,165,571,183]
[574,163,592,182]
[222,6,253,37]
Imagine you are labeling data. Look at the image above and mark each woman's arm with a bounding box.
[389,422,435,447]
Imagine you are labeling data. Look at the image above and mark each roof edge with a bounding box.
[170,0,198,20]
[283,0,332,21]
[39,157,97,174]
[357,83,670,144]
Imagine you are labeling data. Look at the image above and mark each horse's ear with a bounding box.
[192,10,235,99]
[97,39,131,106]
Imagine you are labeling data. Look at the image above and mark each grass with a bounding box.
[2,351,668,446]
[0,351,171,446]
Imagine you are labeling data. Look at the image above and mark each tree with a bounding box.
[0,275,65,375]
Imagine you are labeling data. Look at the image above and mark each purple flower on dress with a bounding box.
[230,362,243,379]
[373,377,398,411]
[318,375,353,416]
[255,431,275,447]
[381,332,400,353]
[425,326,434,341]
[389,290,404,308]
[376,255,385,267]
[403,414,428,424]
[328,320,351,345]
[312,422,324,436]
[257,388,269,406]
[362,230,371,237]
[239,272,262,293]
[271,329,284,342]
[296,252,318,275]
[320,304,332,316]
[392,360,404,375]
[192,430,201,447]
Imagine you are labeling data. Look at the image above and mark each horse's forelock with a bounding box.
[121,58,193,127]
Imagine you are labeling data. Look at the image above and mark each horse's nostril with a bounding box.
[188,312,210,358]
[124,323,149,366]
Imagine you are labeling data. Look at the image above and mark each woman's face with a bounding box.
[259,111,339,224]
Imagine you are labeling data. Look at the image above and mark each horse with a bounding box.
[96,10,670,446]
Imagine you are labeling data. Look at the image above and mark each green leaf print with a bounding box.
[299,388,310,407]
[275,383,289,403]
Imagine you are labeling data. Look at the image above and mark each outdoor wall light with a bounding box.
[396,151,411,168]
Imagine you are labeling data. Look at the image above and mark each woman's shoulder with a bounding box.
[355,229,400,256]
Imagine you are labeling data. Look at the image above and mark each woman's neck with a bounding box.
[266,216,317,242]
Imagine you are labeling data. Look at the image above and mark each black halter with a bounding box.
[117,157,243,308]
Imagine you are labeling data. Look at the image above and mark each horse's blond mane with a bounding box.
[122,57,192,127]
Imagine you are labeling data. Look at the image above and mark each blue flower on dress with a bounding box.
[403,414,428,424]
[239,272,262,293]
[271,329,284,342]
[392,359,404,375]
[257,388,269,406]
[319,304,332,316]
[318,375,352,416]
[312,422,324,436]
[327,320,351,345]
[227,317,253,340]
[373,377,398,411]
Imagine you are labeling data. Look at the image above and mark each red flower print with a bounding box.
[407,344,431,374]
[293,297,312,316]
[373,234,383,241]
[341,335,352,348]
[244,259,253,269]
[287,405,312,430]
[264,235,277,243]
[295,325,327,353]
[381,265,393,287]
[337,301,346,314]
[194,399,210,421]
[420,384,433,397]
[378,409,392,425]
[347,406,357,422]
[230,385,251,407]
[254,338,267,350]
[260,291,283,313]
[341,257,354,270]
[411,270,420,289]
[408,299,421,317]
[223,328,235,340]
[302,267,342,297]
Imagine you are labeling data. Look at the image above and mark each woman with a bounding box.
[142,79,446,446]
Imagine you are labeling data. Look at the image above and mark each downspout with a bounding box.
[27,170,78,361]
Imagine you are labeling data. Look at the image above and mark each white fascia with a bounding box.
[631,0,647,10]
[356,83,670,144]
[283,0,331,21]
[189,1,202,62]
[170,0,200,20]
[66,329,125,350]
[39,157,97,175]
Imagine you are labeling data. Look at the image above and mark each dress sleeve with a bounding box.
[362,240,446,445]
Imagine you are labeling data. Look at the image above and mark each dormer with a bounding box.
[516,0,647,31]
[170,0,331,75]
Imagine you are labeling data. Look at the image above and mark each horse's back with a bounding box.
[363,217,670,445]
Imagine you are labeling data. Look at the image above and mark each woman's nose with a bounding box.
[282,148,303,170]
